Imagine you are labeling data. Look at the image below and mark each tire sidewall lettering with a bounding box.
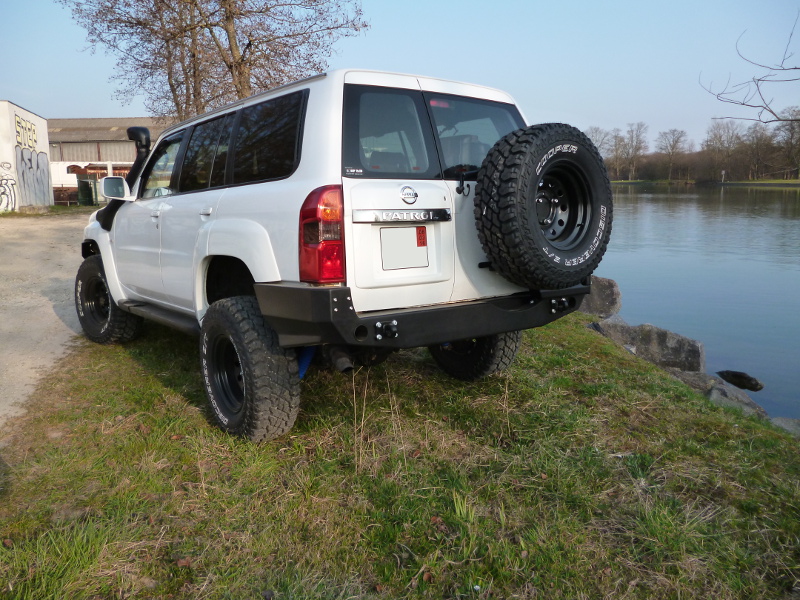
[543,203,609,268]
[535,143,578,176]
[201,328,234,428]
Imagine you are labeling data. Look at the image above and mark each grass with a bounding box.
[1,313,799,599]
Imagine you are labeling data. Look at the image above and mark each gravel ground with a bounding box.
[0,213,88,432]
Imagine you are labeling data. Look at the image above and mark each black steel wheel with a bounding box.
[75,254,143,344]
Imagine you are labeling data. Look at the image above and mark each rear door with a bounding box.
[159,113,234,310]
[422,89,529,301]
[342,81,455,313]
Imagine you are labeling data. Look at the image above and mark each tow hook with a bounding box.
[550,297,571,314]
[375,320,399,341]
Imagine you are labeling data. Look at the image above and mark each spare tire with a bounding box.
[474,123,612,290]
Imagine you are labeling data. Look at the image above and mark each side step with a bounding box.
[118,301,200,336]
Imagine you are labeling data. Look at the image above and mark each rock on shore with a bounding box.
[581,277,798,437]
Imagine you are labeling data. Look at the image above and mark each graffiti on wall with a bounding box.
[0,162,17,212]
[13,114,51,207]
[15,115,38,151]
[15,146,51,207]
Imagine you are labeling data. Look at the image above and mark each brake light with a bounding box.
[299,185,345,283]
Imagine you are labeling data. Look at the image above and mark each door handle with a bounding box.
[150,210,161,218]
[199,207,213,216]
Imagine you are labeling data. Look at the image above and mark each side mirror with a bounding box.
[100,176,133,201]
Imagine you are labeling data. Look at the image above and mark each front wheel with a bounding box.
[75,254,143,344]
[428,331,522,381]
[200,296,300,442]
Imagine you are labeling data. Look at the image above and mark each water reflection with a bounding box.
[596,184,800,419]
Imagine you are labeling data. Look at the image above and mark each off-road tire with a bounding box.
[200,296,300,442]
[474,123,613,289]
[428,331,522,381]
[75,254,143,344]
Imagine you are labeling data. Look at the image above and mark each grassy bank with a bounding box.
[1,314,799,599]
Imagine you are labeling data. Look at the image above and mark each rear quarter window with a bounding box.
[231,90,307,185]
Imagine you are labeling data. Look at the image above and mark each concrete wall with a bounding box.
[1,101,54,211]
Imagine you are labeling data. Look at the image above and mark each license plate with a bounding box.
[380,226,429,270]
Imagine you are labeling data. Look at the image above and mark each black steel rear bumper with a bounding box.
[254,281,591,349]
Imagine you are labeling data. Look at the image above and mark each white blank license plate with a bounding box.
[380,226,429,270]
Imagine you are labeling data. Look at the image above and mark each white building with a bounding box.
[0,101,53,211]
[48,117,169,204]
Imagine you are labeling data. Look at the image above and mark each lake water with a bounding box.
[594,184,800,419]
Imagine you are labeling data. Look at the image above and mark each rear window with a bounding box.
[425,93,526,179]
[342,84,525,180]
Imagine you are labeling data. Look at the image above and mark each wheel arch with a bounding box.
[197,219,284,315]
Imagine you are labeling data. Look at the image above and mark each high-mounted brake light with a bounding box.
[299,185,345,283]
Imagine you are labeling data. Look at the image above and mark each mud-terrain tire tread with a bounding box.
[75,254,143,344]
[200,296,300,442]
[474,123,613,289]
[428,331,522,381]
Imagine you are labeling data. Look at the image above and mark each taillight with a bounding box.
[299,185,345,283]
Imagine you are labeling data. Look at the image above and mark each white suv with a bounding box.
[75,69,612,441]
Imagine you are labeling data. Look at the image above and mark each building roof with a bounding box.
[48,117,174,143]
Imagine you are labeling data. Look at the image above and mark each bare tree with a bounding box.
[622,122,648,180]
[584,126,612,158]
[703,120,744,181]
[59,0,368,120]
[703,12,800,124]
[607,128,625,180]
[655,129,688,182]
[742,122,775,180]
[775,107,800,178]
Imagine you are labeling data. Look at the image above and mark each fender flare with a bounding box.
[80,221,129,305]
[199,219,283,315]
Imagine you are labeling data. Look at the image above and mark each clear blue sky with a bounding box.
[3,0,798,148]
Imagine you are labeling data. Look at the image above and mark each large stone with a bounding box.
[770,417,800,438]
[591,319,705,372]
[707,383,767,419]
[666,368,720,394]
[716,370,764,392]
[580,276,622,318]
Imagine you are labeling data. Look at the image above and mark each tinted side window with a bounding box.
[342,85,439,179]
[425,93,526,179]
[231,91,306,184]
[178,115,234,193]
[140,132,184,198]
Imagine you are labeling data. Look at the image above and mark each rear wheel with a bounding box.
[75,255,143,344]
[200,296,300,441]
[428,331,522,381]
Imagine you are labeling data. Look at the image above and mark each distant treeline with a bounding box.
[585,111,800,183]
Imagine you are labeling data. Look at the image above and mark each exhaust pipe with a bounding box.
[324,346,354,373]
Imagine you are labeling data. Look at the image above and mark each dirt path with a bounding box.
[0,213,89,432]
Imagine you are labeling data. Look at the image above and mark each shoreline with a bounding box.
[610,180,800,188]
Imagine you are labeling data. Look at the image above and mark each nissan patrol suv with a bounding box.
[75,69,612,441]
